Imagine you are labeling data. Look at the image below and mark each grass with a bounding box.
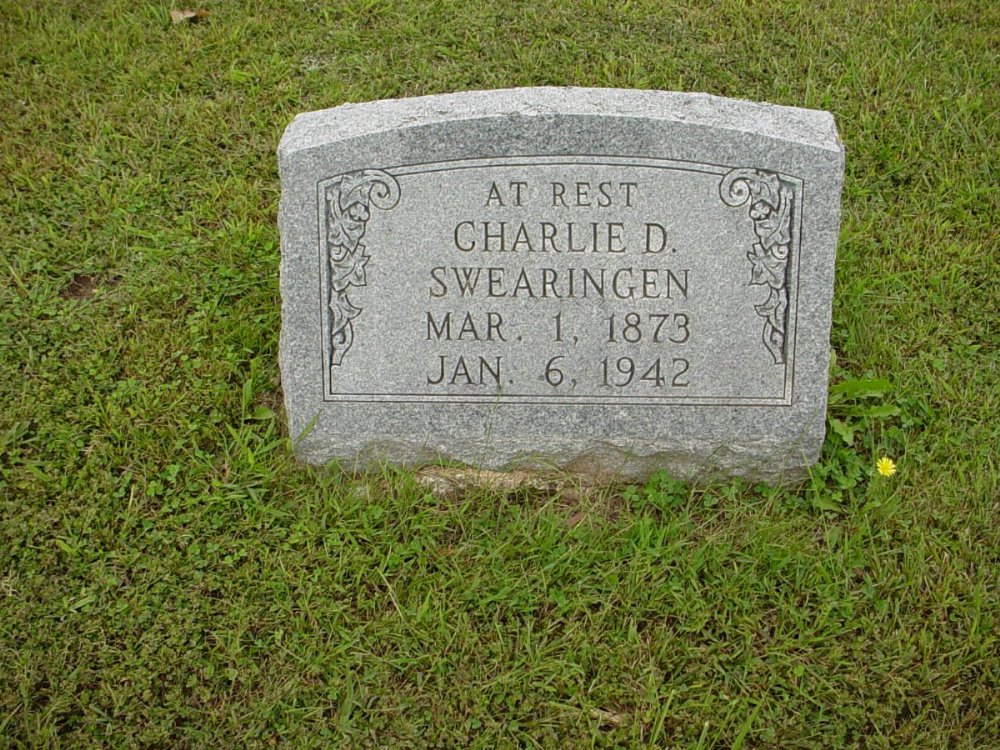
[0,0,997,747]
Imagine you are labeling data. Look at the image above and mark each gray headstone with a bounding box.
[278,87,843,483]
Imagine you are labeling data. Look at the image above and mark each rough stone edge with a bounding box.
[278,87,843,162]
[298,435,815,487]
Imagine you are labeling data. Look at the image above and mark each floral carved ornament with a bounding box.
[720,168,796,365]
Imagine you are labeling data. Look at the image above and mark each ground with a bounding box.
[0,1,997,748]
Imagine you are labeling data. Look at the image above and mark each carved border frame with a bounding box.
[316,157,802,406]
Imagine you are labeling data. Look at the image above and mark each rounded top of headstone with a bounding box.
[278,87,842,158]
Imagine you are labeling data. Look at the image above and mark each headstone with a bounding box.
[278,88,844,482]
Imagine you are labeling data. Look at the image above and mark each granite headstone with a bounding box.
[278,88,844,482]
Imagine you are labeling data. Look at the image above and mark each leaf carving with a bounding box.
[322,170,400,368]
[720,168,797,364]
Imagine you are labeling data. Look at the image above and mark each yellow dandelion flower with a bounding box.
[876,456,897,477]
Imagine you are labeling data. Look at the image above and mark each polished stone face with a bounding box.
[278,88,844,482]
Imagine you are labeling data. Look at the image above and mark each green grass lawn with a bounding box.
[1,1,997,747]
